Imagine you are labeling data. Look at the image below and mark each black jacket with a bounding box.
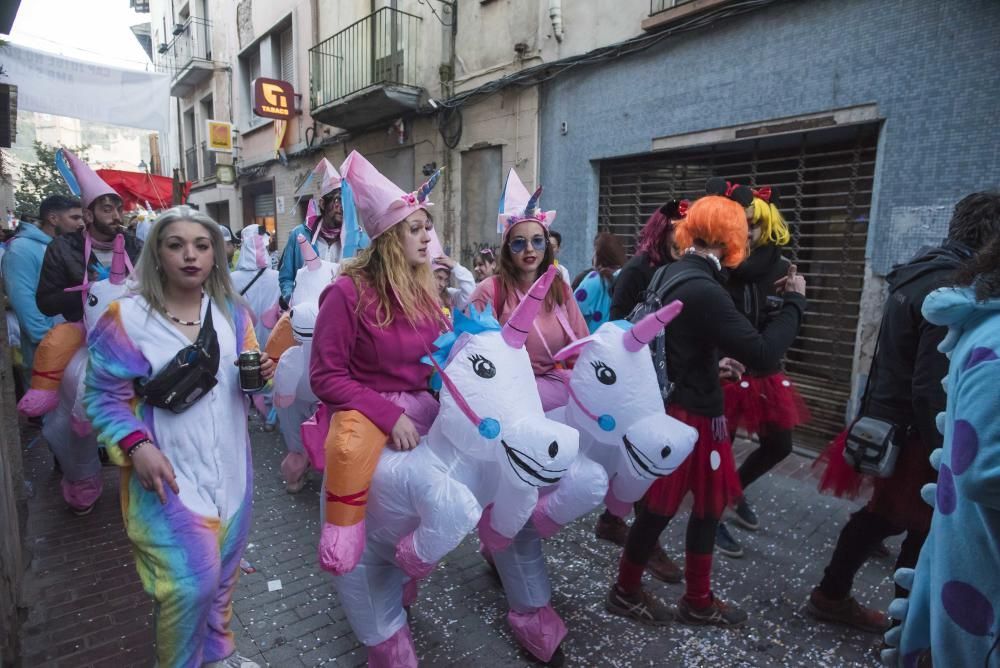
[36,230,143,322]
[661,254,807,417]
[610,252,672,320]
[724,245,791,375]
[864,240,972,451]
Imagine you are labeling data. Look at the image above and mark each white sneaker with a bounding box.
[203,653,261,668]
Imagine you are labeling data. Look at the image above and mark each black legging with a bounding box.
[737,426,793,490]
[623,505,719,565]
[818,507,929,600]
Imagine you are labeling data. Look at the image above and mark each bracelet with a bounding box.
[126,439,152,458]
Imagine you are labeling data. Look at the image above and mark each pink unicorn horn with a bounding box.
[109,234,127,285]
[623,300,683,353]
[297,233,321,271]
[502,265,558,349]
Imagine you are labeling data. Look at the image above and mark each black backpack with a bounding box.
[626,267,703,399]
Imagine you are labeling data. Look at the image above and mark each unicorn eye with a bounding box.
[87,294,98,307]
[591,361,617,385]
[468,354,496,379]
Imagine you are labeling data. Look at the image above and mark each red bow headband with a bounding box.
[752,186,772,202]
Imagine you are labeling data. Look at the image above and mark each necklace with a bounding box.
[684,247,722,272]
[164,293,204,326]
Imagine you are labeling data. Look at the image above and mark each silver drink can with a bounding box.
[238,350,264,391]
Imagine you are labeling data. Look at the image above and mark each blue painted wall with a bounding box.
[539,0,1000,276]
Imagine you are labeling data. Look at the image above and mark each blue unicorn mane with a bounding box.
[422,304,502,390]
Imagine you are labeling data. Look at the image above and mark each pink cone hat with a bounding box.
[623,300,683,353]
[497,168,556,241]
[109,234,128,285]
[502,265,558,349]
[297,233,321,271]
[62,149,119,210]
[315,158,342,198]
[428,227,448,272]
[339,150,442,240]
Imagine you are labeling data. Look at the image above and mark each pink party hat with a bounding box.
[496,168,556,241]
[339,150,441,240]
[315,158,342,198]
[62,149,119,210]
[428,227,448,272]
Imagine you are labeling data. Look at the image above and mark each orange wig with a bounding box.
[674,195,750,268]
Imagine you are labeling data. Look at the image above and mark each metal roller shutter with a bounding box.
[598,123,879,450]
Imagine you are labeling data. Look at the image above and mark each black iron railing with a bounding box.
[309,7,421,109]
[185,146,199,182]
[650,0,696,15]
[157,16,212,76]
[201,142,217,180]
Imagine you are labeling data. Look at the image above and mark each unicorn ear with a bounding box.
[554,333,599,362]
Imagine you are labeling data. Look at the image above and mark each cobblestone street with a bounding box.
[19,416,891,667]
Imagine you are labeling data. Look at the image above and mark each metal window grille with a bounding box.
[598,123,879,449]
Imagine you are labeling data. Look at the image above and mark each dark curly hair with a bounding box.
[955,234,1000,301]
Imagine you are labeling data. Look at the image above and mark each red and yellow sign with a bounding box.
[206,120,233,152]
[253,78,295,120]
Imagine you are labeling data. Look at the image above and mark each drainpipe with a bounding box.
[549,0,564,43]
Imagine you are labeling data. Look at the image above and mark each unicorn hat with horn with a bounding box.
[57,148,119,210]
[237,224,271,271]
[316,157,342,198]
[497,168,556,241]
[338,150,443,242]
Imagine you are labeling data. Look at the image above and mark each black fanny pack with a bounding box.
[136,303,221,414]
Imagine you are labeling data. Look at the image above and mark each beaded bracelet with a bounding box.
[126,439,152,458]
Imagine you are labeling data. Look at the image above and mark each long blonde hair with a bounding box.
[340,221,442,328]
[750,197,791,247]
[134,206,244,325]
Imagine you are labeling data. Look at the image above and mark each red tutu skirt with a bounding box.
[813,427,935,533]
[644,407,743,519]
[723,372,811,435]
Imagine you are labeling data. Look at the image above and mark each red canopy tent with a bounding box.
[96,169,192,211]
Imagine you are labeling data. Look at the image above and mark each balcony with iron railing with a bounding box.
[157,16,214,98]
[644,0,732,31]
[309,7,423,131]
[201,142,217,181]
[185,145,199,182]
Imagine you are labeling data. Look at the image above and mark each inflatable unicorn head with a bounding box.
[427,266,579,493]
[84,234,130,329]
[553,302,697,514]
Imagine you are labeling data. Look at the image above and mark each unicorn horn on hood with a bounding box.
[502,265,558,349]
[297,233,321,271]
[524,186,543,217]
[415,167,443,204]
[109,234,128,286]
[623,300,683,353]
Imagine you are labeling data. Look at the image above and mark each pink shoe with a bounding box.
[508,604,567,663]
[17,390,58,417]
[317,521,366,575]
[477,504,513,553]
[63,473,103,515]
[368,624,417,668]
[395,532,436,580]
[531,494,562,539]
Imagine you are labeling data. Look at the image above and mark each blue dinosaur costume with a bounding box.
[883,286,1000,667]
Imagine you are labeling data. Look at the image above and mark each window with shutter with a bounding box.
[253,192,277,235]
[280,28,294,86]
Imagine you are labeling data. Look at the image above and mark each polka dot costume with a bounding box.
[574,270,617,334]
[884,287,1000,667]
